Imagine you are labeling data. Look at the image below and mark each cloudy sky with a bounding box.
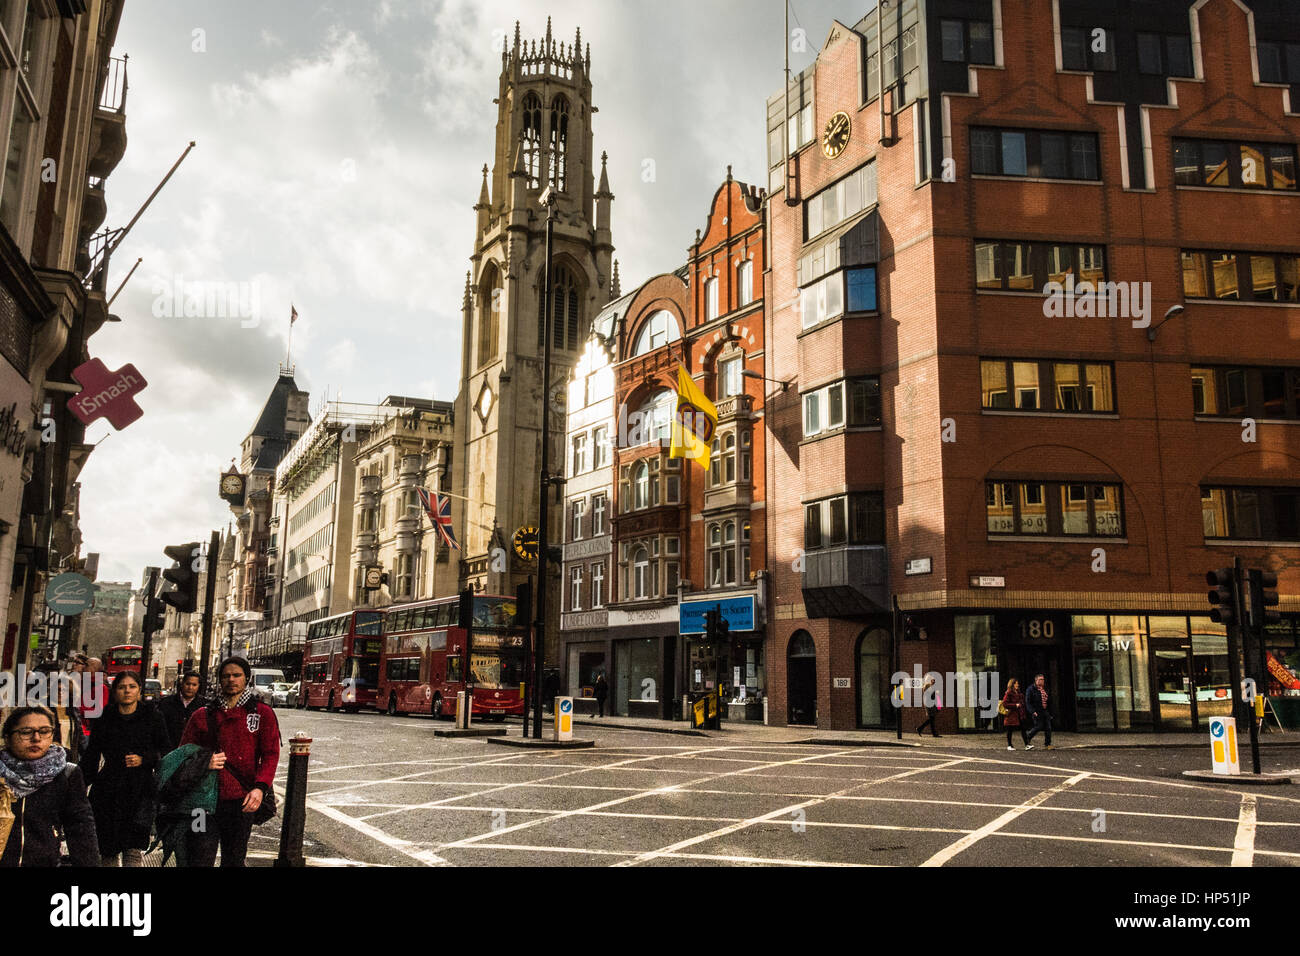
[82,0,851,584]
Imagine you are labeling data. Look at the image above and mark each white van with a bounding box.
[250,667,286,703]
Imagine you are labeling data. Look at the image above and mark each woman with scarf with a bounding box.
[81,671,170,866]
[0,706,98,867]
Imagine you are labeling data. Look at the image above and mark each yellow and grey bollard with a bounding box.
[274,733,312,868]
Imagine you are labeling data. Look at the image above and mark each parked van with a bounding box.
[250,667,286,703]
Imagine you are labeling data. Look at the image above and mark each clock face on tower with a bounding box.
[822,111,851,159]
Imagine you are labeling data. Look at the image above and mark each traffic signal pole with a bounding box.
[198,531,219,693]
[139,567,159,680]
[1225,557,1253,771]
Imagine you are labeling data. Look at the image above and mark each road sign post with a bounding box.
[1209,716,1240,776]
[554,696,573,741]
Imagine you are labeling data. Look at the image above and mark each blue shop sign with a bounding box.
[679,596,756,635]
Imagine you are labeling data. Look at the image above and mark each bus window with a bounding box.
[447,656,462,684]
[430,631,447,652]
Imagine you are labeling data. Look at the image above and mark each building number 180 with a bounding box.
[1025,619,1055,639]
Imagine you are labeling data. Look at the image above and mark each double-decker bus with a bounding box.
[300,609,384,712]
[104,644,143,677]
[377,594,526,719]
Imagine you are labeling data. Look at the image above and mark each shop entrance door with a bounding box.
[1153,642,1194,730]
[787,631,817,725]
[1002,645,1069,731]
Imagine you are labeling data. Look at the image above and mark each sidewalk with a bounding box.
[516,712,1298,750]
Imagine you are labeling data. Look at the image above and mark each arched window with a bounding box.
[632,310,681,356]
[537,263,582,352]
[856,628,889,728]
[723,520,736,584]
[476,263,502,368]
[723,434,736,484]
[633,547,650,598]
[637,389,675,446]
[633,462,650,510]
[709,439,721,486]
[549,95,569,191]
[708,524,722,586]
[521,92,542,188]
[789,631,816,658]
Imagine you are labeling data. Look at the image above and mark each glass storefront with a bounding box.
[954,616,998,730]
[1071,615,1115,732]
[614,638,659,715]
[568,645,606,697]
[1107,616,1153,730]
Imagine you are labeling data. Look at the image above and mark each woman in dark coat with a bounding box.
[81,671,170,866]
[1002,678,1029,750]
[0,705,98,867]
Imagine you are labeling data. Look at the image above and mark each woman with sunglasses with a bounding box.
[0,706,98,867]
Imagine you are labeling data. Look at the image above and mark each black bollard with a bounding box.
[274,733,312,868]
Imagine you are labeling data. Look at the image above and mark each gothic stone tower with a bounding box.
[454,18,615,617]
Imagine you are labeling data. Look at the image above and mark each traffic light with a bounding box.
[1248,569,1281,628]
[715,612,729,642]
[176,659,183,674]
[161,542,200,613]
[458,587,474,630]
[1207,568,1240,626]
[152,662,159,677]
[704,609,717,642]
[903,616,923,640]
[143,597,164,636]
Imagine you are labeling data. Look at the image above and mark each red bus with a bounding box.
[300,609,384,712]
[377,594,526,719]
[104,644,143,677]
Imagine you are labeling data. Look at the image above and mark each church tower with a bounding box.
[453,18,615,612]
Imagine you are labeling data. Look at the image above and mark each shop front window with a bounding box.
[1071,616,1114,731]
[1108,616,1152,730]
[614,638,659,715]
[955,615,997,730]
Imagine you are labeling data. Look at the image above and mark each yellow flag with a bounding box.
[669,365,717,468]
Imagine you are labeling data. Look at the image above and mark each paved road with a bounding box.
[263,710,1300,867]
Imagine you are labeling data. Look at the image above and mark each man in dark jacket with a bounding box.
[1024,673,1054,750]
[159,672,202,751]
[180,657,280,867]
[594,673,608,717]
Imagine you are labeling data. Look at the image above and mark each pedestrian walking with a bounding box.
[0,705,98,867]
[916,676,942,737]
[179,656,280,867]
[81,671,171,867]
[159,672,203,752]
[594,673,608,718]
[75,656,109,742]
[1024,673,1054,750]
[1001,678,1030,750]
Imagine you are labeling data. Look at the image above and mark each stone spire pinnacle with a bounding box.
[477,164,490,206]
[611,259,621,298]
[597,150,611,195]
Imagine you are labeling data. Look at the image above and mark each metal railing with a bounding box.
[98,54,128,114]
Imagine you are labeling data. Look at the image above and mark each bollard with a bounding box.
[274,733,312,868]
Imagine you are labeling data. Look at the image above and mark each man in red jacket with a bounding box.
[180,657,280,867]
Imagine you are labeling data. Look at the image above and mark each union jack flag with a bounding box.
[417,487,459,551]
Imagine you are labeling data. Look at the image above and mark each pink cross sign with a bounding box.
[68,358,147,430]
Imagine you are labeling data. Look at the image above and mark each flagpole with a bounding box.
[285,305,295,367]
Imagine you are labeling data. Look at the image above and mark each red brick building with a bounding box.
[562,173,768,719]
[764,0,1300,733]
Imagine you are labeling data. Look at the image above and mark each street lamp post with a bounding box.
[534,187,558,738]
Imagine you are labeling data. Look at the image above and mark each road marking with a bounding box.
[614,758,970,867]
[920,771,1091,867]
[1231,794,1257,867]
[274,782,449,866]
[441,746,888,851]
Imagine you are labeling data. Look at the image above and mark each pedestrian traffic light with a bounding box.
[903,616,922,641]
[1207,568,1240,626]
[1248,568,1281,627]
[143,597,164,636]
[161,542,200,613]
